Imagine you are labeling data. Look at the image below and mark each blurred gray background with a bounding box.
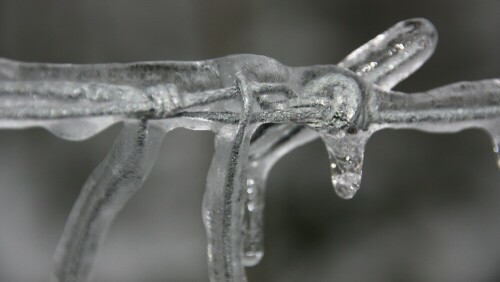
[1,0,500,281]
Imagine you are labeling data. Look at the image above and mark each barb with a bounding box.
[52,121,167,282]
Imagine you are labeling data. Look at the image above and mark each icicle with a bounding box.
[320,132,369,199]
[52,121,167,282]
[202,75,256,282]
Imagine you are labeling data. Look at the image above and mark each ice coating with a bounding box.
[0,18,498,282]
[0,57,220,140]
[52,121,167,282]
[338,18,437,89]
[202,74,256,282]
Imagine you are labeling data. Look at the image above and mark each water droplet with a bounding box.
[247,201,256,212]
[242,249,263,267]
[321,132,369,199]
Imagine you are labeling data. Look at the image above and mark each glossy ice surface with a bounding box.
[1,18,499,282]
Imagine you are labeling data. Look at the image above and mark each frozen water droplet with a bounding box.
[331,172,361,199]
[45,117,118,140]
[247,201,256,211]
[242,249,264,267]
[321,132,369,199]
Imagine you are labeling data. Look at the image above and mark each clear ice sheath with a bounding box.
[202,75,256,282]
[242,17,438,265]
[52,121,166,282]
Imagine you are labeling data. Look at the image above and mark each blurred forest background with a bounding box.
[1,0,500,281]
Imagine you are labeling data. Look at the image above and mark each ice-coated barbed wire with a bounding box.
[1,18,499,282]
[242,18,438,265]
